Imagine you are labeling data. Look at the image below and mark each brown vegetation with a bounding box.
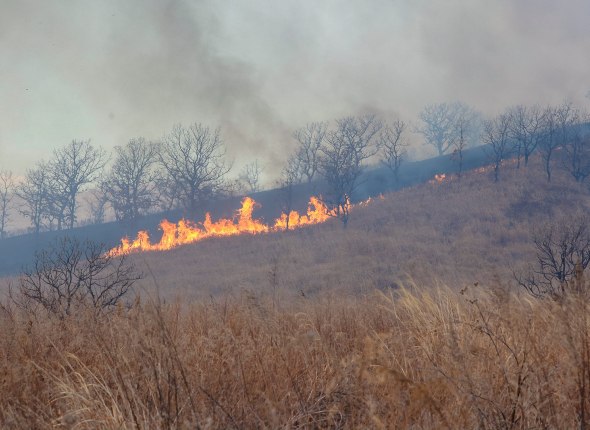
[4,284,590,428]
[3,156,590,428]
[127,155,590,300]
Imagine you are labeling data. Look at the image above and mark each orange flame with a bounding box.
[107,196,350,256]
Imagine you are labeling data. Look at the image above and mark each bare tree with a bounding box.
[507,105,545,168]
[518,214,590,298]
[293,122,327,185]
[159,123,231,213]
[417,101,479,156]
[87,188,109,225]
[482,113,512,182]
[563,112,590,183]
[239,159,263,193]
[13,237,140,318]
[276,162,300,231]
[154,174,181,211]
[319,114,382,226]
[102,138,159,221]
[379,119,408,181]
[49,140,107,229]
[539,105,560,182]
[450,115,470,179]
[0,170,14,238]
[17,164,53,234]
[537,102,581,182]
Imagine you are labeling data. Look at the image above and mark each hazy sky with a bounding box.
[1,0,589,178]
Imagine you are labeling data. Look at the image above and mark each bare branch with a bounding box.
[14,237,140,318]
[239,160,263,193]
[482,113,512,182]
[379,119,408,181]
[417,102,479,156]
[48,140,108,229]
[518,214,590,299]
[0,170,15,238]
[293,122,327,184]
[319,114,382,226]
[102,138,160,221]
[158,123,231,213]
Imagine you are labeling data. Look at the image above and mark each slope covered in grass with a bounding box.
[3,156,590,428]
[130,156,590,299]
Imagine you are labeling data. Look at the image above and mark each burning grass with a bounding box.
[108,196,337,256]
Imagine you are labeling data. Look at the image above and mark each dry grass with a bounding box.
[3,285,590,428]
[129,156,590,299]
[3,157,590,428]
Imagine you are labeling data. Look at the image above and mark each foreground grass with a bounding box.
[2,284,590,429]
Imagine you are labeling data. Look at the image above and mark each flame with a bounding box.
[108,196,350,256]
[272,196,332,230]
[429,173,448,185]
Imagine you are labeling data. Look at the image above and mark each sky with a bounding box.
[1,0,589,179]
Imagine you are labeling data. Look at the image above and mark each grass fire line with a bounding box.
[108,196,351,256]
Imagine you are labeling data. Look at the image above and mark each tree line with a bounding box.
[0,100,588,236]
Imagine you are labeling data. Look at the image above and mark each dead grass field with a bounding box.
[3,157,590,428]
[4,285,590,428]
[131,156,590,300]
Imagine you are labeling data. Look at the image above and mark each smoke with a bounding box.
[1,0,589,178]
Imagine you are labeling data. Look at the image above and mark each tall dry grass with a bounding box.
[3,157,590,428]
[3,283,590,428]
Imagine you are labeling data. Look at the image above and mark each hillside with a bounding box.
[4,156,590,428]
[128,155,590,300]
[0,146,489,276]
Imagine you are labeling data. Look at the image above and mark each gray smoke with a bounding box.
[1,0,589,178]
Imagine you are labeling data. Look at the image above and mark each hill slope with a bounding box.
[4,155,590,428]
[128,155,590,299]
[0,145,490,276]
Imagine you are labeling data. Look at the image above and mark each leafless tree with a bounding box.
[450,115,471,179]
[537,102,581,182]
[49,140,107,229]
[539,105,560,182]
[319,114,382,226]
[482,113,512,182]
[417,101,479,156]
[13,236,140,318]
[86,188,109,225]
[102,138,159,221]
[154,174,181,211]
[518,214,590,298]
[17,164,53,234]
[0,170,15,238]
[563,113,590,183]
[276,162,300,231]
[292,122,327,185]
[239,159,263,193]
[379,119,408,181]
[159,123,231,213]
[507,105,546,168]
